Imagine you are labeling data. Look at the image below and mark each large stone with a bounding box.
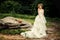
[0,17,32,29]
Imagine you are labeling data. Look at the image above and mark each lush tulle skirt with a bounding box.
[21,15,47,38]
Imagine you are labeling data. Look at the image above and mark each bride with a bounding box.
[21,3,47,38]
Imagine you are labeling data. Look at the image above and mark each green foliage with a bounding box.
[0,0,59,17]
[0,0,50,16]
[0,29,26,35]
[0,1,22,13]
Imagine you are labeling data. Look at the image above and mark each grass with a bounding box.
[0,29,26,35]
[0,13,60,35]
[0,13,35,24]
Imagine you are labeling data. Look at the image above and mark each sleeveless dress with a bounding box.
[21,9,47,38]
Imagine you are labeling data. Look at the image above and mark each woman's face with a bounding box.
[38,5,42,9]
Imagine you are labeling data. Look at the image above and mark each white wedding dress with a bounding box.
[21,9,47,38]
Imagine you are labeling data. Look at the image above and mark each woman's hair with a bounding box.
[37,3,43,8]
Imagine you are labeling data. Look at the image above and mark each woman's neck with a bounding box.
[38,8,43,10]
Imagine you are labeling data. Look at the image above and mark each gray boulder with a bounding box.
[0,17,32,29]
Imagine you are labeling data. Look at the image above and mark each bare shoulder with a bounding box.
[41,9,44,12]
